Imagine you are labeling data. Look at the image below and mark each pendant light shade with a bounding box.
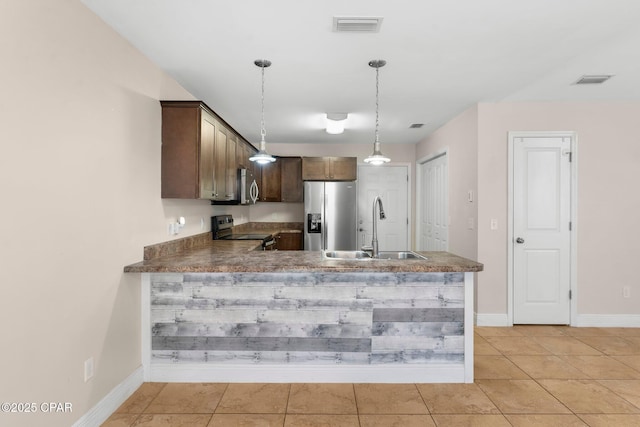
[249,59,276,164]
[364,59,390,165]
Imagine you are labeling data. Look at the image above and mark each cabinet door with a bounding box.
[225,133,237,200]
[236,140,250,169]
[161,102,210,199]
[301,157,329,180]
[280,157,303,202]
[329,157,357,181]
[213,124,227,200]
[198,110,216,199]
[276,232,303,250]
[261,160,281,202]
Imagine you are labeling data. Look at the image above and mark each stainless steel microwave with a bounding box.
[238,168,259,205]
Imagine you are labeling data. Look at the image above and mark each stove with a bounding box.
[211,215,275,249]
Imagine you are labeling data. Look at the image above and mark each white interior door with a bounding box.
[418,153,448,251]
[513,136,572,324]
[357,165,409,251]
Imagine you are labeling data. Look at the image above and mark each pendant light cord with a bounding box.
[375,65,380,145]
[260,64,266,142]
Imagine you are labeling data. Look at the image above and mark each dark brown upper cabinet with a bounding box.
[301,157,357,181]
[280,157,303,202]
[161,101,256,201]
[255,156,303,203]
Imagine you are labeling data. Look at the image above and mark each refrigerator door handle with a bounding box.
[323,192,328,250]
[323,223,328,250]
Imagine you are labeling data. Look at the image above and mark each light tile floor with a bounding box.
[102,326,640,426]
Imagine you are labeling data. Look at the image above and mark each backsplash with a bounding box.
[143,222,303,260]
[143,232,212,260]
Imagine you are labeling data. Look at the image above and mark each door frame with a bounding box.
[416,148,449,251]
[507,131,578,326]
[357,162,412,251]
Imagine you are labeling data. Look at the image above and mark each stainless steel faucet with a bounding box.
[371,195,386,258]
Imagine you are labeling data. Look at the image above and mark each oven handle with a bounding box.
[263,239,276,250]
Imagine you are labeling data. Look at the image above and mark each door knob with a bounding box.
[516,237,525,244]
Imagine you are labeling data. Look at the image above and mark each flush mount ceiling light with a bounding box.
[249,59,276,164]
[333,16,383,33]
[574,75,614,85]
[325,113,348,134]
[364,59,390,166]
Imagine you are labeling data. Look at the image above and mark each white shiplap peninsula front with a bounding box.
[125,235,482,384]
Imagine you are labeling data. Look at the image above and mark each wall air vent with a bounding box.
[333,16,383,33]
[574,75,614,85]
[409,123,424,129]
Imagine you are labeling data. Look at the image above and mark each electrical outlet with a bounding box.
[84,357,94,382]
[623,286,631,298]
[200,218,205,231]
[168,222,180,235]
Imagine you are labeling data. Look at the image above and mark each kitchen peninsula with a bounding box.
[125,230,483,383]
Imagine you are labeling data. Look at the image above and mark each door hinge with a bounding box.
[569,221,572,231]
[569,290,572,300]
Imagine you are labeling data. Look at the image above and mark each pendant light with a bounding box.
[364,59,391,166]
[249,59,276,164]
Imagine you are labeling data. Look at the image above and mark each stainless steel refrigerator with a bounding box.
[304,181,358,251]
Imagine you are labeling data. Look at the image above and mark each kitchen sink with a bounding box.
[322,250,427,260]
[376,251,427,260]
[323,250,373,260]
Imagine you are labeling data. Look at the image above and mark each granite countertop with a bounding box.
[124,227,483,273]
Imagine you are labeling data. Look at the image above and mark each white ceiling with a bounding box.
[82,0,640,147]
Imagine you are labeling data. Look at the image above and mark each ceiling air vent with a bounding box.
[409,123,424,129]
[574,75,614,85]
[333,16,383,33]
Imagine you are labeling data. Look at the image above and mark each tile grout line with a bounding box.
[282,383,292,427]
[138,382,168,417]
[352,383,362,427]
[478,337,580,420]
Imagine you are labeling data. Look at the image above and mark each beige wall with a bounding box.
[415,106,479,261]
[477,102,640,317]
[0,1,218,425]
[419,101,640,320]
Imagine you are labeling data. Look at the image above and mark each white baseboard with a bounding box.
[72,366,143,427]
[475,313,640,328]
[475,313,510,327]
[575,314,640,327]
[148,363,468,384]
